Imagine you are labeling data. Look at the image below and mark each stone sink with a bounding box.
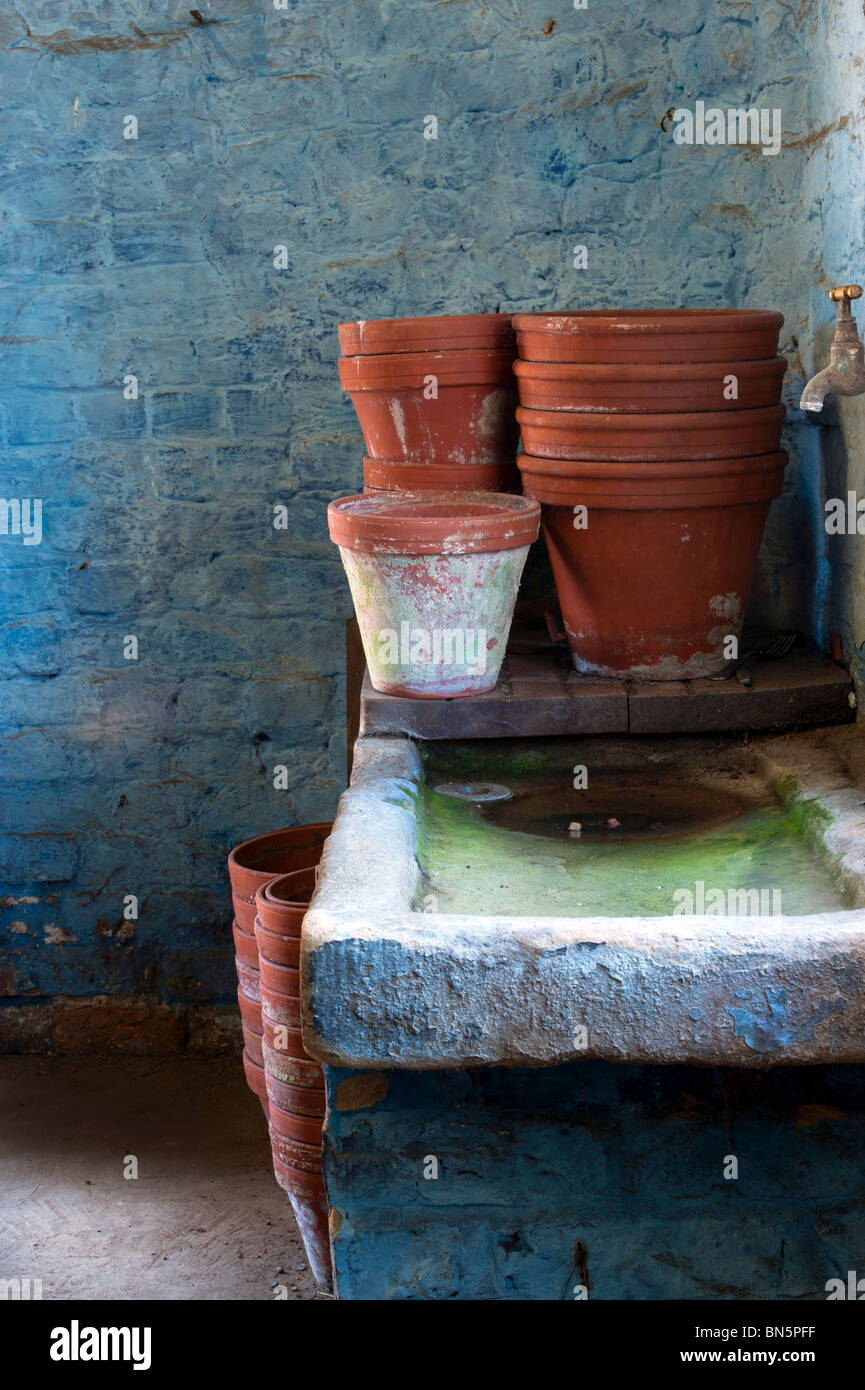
[302,727,865,1070]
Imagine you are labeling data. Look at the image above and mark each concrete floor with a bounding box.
[0,1057,324,1300]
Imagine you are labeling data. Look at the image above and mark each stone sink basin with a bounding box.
[302,727,865,1069]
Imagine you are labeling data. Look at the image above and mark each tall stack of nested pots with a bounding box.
[227,824,332,1290]
[512,310,788,680]
[228,824,330,1118]
[255,870,331,1291]
[337,313,521,493]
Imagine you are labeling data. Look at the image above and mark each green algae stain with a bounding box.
[414,745,850,919]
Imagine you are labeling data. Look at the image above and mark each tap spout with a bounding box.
[800,283,865,412]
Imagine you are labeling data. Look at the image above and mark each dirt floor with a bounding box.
[0,1057,325,1300]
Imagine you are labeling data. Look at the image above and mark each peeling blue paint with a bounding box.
[324,1060,865,1300]
[0,0,863,1016]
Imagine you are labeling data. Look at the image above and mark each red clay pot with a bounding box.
[329,491,539,698]
[232,921,258,968]
[517,404,786,461]
[269,1130,323,1173]
[338,348,518,464]
[512,309,784,363]
[228,823,331,932]
[286,1191,332,1291]
[235,955,261,1002]
[242,1023,264,1067]
[513,358,787,413]
[272,1154,326,1200]
[270,1103,324,1147]
[259,956,300,998]
[362,455,520,494]
[261,987,302,1029]
[263,1016,312,1060]
[518,451,787,679]
[255,867,316,937]
[266,1073,326,1116]
[242,1049,270,1120]
[237,989,262,1032]
[329,490,540,554]
[264,1042,322,1086]
[338,311,513,356]
[255,921,300,969]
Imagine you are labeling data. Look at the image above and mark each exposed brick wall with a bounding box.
[0,1,861,1044]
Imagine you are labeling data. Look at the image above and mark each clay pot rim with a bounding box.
[512,309,784,332]
[516,404,786,429]
[521,459,786,507]
[328,490,540,554]
[338,312,513,355]
[518,450,788,478]
[269,1115,323,1141]
[513,356,787,381]
[260,957,300,979]
[339,347,516,390]
[256,917,302,942]
[259,866,317,910]
[228,823,331,889]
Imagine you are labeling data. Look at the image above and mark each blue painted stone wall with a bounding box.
[324,1061,865,1299]
[0,1,862,1027]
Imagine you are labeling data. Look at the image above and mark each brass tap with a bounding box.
[800,284,865,412]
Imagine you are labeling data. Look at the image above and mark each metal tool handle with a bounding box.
[829,285,863,306]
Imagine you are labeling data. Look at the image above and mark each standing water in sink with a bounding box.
[416,740,849,918]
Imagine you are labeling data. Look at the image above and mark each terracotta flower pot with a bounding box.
[235,955,261,1002]
[264,1042,322,1086]
[269,1131,323,1173]
[255,922,300,969]
[242,1049,270,1121]
[242,1023,264,1067]
[267,1120,331,1291]
[262,1013,311,1060]
[228,823,331,932]
[270,1104,324,1147]
[338,311,513,356]
[237,964,263,1090]
[328,491,540,697]
[512,309,784,364]
[255,867,316,937]
[338,348,518,464]
[516,404,786,461]
[261,988,301,1029]
[237,989,261,1032]
[259,956,300,998]
[362,455,520,494]
[272,1154,327,1201]
[266,1073,326,1116]
[518,451,787,679]
[286,1192,332,1291]
[232,921,258,968]
[513,357,787,413]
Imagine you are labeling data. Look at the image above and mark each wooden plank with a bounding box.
[359,645,854,741]
[627,650,854,734]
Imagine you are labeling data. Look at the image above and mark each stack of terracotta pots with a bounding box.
[227,823,332,1289]
[255,868,331,1291]
[512,309,788,680]
[337,312,521,493]
[228,824,331,1119]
